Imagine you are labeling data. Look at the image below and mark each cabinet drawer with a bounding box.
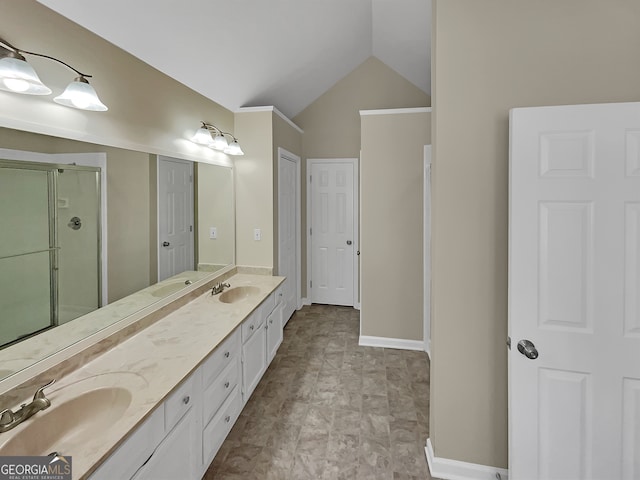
[241,309,263,343]
[275,284,284,306]
[201,329,240,388]
[203,358,240,426]
[89,407,164,480]
[262,292,276,315]
[164,375,194,433]
[202,385,242,467]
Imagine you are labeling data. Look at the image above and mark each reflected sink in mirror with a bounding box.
[218,286,260,304]
[0,386,132,456]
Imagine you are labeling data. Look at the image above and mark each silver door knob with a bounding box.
[162,241,170,247]
[517,339,538,359]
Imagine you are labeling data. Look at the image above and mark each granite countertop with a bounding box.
[0,273,284,479]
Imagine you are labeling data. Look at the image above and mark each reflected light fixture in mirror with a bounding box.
[191,121,244,156]
[0,36,107,111]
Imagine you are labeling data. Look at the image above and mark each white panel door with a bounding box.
[310,161,355,306]
[158,157,193,281]
[509,102,640,479]
[278,154,298,322]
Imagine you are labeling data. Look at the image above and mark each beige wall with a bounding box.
[234,111,274,268]
[360,110,430,341]
[0,0,234,164]
[294,56,431,159]
[294,57,430,298]
[430,0,640,469]
[0,128,152,303]
[197,164,234,268]
[272,112,303,275]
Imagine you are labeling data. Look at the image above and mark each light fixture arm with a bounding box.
[0,37,92,78]
[200,121,239,142]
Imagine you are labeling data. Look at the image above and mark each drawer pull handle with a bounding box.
[225,415,231,423]
[224,351,230,358]
[250,325,254,330]
[224,381,230,388]
[183,396,190,405]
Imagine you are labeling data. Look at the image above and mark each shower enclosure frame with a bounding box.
[0,158,102,346]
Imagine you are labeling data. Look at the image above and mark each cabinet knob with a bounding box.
[225,415,231,423]
[250,325,254,331]
[183,396,190,405]
[269,319,273,325]
[224,351,230,358]
[224,381,230,389]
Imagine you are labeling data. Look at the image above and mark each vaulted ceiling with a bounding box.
[37,0,431,119]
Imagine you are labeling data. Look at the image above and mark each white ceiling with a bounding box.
[37,0,431,119]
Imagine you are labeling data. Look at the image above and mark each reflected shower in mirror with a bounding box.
[0,160,101,348]
[0,126,235,380]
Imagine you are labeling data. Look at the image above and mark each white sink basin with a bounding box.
[0,371,145,458]
[0,386,132,456]
[218,286,260,304]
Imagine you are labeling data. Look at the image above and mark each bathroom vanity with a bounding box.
[0,272,284,480]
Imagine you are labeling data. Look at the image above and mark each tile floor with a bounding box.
[203,304,433,479]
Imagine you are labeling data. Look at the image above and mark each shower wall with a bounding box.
[57,169,100,324]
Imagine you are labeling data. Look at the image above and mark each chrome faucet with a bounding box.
[211,282,231,295]
[0,379,55,433]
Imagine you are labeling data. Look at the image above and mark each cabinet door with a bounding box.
[132,408,197,480]
[266,304,283,364]
[242,324,267,401]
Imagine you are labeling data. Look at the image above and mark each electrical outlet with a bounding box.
[254,228,261,241]
[209,227,217,239]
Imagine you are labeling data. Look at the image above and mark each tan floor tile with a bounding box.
[207,305,432,480]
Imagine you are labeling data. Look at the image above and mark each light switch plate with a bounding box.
[209,227,217,239]
[254,228,261,241]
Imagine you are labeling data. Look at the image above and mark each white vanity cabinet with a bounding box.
[88,285,285,480]
[89,376,197,480]
[266,303,283,364]
[241,307,267,401]
[132,408,197,480]
[199,330,242,473]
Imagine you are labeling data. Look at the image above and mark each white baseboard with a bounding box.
[358,335,425,351]
[425,439,508,480]
[299,298,311,308]
[354,301,361,310]
[425,339,431,358]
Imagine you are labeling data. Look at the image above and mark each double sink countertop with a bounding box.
[0,273,284,479]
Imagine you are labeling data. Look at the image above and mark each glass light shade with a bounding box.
[224,140,244,156]
[0,56,52,95]
[210,133,229,151]
[53,78,108,111]
[191,127,213,145]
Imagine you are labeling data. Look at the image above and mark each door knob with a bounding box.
[162,241,170,247]
[517,339,538,359]
[346,240,352,245]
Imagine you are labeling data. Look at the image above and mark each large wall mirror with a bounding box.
[0,126,235,381]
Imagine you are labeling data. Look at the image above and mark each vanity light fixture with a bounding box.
[0,36,108,111]
[190,122,244,156]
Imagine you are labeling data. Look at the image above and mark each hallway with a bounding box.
[204,304,433,479]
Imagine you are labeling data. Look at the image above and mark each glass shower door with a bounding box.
[0,167,54,346]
